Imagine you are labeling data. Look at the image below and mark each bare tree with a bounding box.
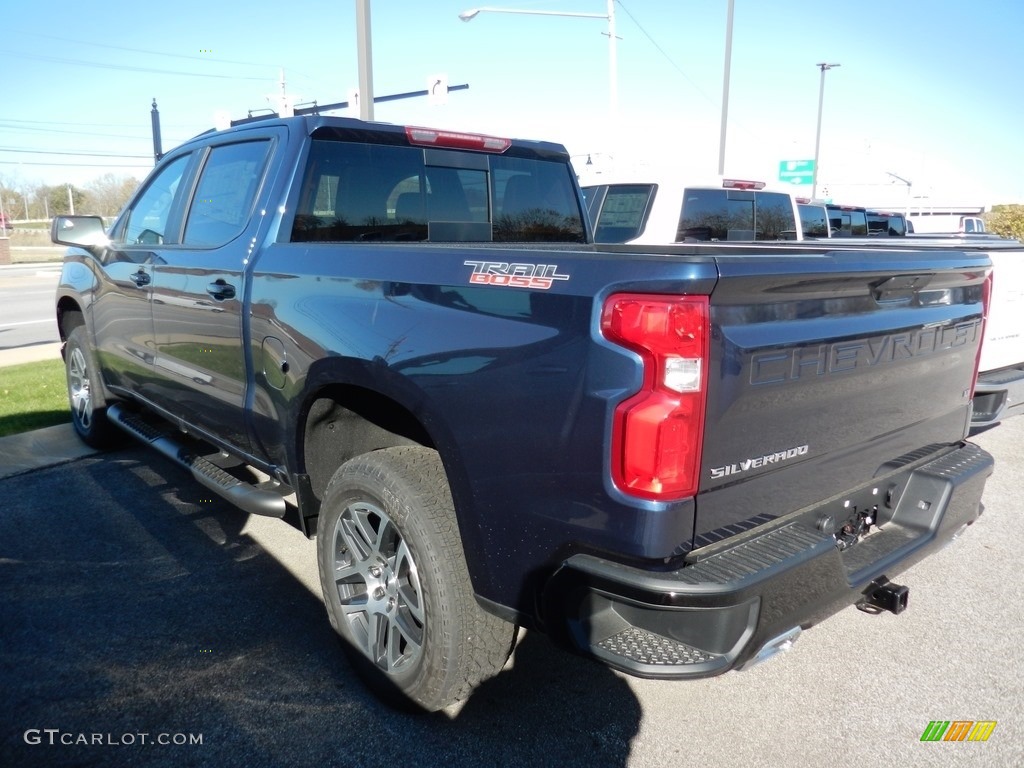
[84,173,140,217]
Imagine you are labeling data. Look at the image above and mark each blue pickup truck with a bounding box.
[52,116,993,711]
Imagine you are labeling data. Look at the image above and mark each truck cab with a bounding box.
[582,176,802,244]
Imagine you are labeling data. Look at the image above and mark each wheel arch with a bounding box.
[293,369,477,557]
[57,296,85,342]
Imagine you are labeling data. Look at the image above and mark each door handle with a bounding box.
[206,280,236,301]
[129,270,150,287]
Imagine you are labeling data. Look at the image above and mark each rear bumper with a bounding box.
[972,364,1024,426]
[543,442,993,679]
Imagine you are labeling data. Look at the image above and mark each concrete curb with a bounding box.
[0,423,97,479]
[0,342,63,368]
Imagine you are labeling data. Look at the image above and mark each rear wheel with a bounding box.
[316,446,514,711]
[64,323,119,449]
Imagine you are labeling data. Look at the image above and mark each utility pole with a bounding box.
[151,99,163,163]
[355,0,375,120]
[67,184,75,216]
[717,0,734,176]
[811,62,840,200]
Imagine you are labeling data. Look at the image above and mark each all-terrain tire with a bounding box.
[64,323,119,449]
[316,446,515,711]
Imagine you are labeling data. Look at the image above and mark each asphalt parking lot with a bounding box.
[1,419,1021,768]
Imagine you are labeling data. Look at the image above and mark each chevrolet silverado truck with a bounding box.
[52,115,993,712]
[581,175,802,243]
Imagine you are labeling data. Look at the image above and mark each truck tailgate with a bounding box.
[695,247,989,544]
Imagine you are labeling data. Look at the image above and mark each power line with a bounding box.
[17,31,276,68]
[0,160,151,168]
[614,1,717,109]
[0,123,151,140]
[0,48,271,81]
[0,147,151,159]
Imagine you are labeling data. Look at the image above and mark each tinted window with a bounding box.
[677,189,796,241]
[183,140,271,247]
[867,212,891,236]
[799,204,830,238]
[867,211,906,236]
[492,155,584,242]
[590,183,655,243]
[122,154,190,245]
[827,206,868,237]
[291,139,584,243]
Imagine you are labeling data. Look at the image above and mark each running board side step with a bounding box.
[107,404,288,518]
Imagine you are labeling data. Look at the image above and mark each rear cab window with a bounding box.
[827,205,868,237]
[289,128,586,244]
[867,210,906,237]
[677,189,798,242]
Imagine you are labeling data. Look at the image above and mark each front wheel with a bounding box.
[316,446,514,711]
[64,324,119,449]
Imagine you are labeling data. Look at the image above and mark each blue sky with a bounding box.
[3,0,1022,208]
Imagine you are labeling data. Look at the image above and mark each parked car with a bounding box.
[52,114,995,712]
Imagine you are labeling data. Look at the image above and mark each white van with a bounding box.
[581,177,802,244]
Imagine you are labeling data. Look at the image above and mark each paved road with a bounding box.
[0,264,61,351]
[0,421,1021,767]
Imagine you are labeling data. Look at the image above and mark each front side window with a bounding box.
[122,154,190,245]
[183,140,271,247]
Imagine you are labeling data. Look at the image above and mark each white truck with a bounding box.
[907,213,987,235]
[581,176,802,244]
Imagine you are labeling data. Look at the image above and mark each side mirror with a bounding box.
[51,216,108,249]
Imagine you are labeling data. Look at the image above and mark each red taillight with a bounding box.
[969,271,993,401]
[601,294,710,500]
[405,126,511,153]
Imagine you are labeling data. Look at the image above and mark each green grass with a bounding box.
[0,359,70,438]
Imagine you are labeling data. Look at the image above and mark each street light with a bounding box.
[885,170,913,217]
[811,62,840,200]
[459,2,618,114]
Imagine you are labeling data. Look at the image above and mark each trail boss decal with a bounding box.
[464,260,570,290]
[710,444,809,480]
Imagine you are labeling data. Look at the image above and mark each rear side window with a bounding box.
[799,204,830,238]
[677,189,797,241]
[290,139,585,243]
[590,184,655,243]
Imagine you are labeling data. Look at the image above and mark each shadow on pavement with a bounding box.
[0,450,641,767]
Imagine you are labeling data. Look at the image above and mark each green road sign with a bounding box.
[779,159,815,185]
